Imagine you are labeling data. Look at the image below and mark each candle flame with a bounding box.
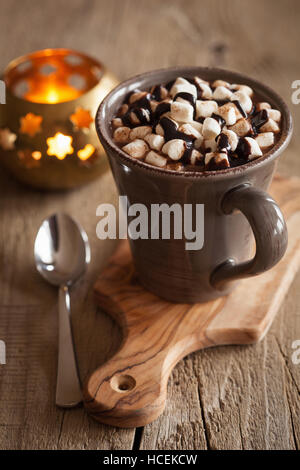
[44,89,60,104]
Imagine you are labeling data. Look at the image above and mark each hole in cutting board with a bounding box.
[110,374,136,393]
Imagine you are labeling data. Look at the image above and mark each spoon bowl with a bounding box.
[34,213,90,287]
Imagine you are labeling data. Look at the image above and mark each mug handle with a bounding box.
[210,184,288,290]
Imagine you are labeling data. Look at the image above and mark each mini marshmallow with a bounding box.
[112,75,282,172]
[130,112,140,125]
[145,151,167,168]
[129,126,152,141]
[170,101,194,122]
[202,117,221,139]
[196,100,218,118]
[130,108,151,125]
[189,121,203,133]
[217,103,237,125]
[150,84,169,100]
[212,86,233,101]
[144,133,165,151]
[267,109,281,122]
[197,82,213,99]
[112,117,123,128]
[229,118,252,137]
[231,91,252,114]
[118,104,129,116]
[150,101,159,112]
[254,132,274,150]
[217,129,239,151]
[129,91,147,104]
[166,162,184,171]
[113,126,131,144]
[155,123,165,136]
[174,77,191,86]
[154,118,178,136]
[194,76,210,86]
[244,137,263,160]
[260,118,280,134]
[212,80,231,89]
[190,149,203,165]
[205,152,230,170]
[194,135,204,149]
[179,123,202,139]
[175,96,193,106]
[231,102,244,120]
[230,84,253,97]
[122,139,149,159]
[255,102,271,111]
[170,77,197,98]
[162,139,186,161]
[203,138,217,152]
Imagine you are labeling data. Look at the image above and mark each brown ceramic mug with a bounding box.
[96,67,293,303]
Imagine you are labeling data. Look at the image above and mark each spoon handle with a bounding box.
[56,285,82,407]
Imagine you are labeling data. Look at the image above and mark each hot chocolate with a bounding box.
[111,76,281,171]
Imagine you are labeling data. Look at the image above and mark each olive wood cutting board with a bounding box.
[83,174,300,428]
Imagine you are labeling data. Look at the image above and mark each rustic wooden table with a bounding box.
[0,0,299,450]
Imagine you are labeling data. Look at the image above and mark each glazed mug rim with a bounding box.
[96,66,293,180]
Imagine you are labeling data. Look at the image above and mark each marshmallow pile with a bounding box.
[111,76,281,171]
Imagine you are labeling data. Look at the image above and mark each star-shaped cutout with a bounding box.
[0,128,17,150]
[46,132,74,160]
[18,149,41,168]
[77,144,95,161]
[78,146,100,167]
[70,107,93,129]
[19,113,43,137]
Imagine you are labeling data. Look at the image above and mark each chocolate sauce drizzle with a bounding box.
[187,77,204,99]
[124,89,140,104]
[154,102,171,121]
[115,75,278,171]
[251,109,268,134]
[159,117,193,144]
[231,100,247,118]
[159,116,194,163]
[211,113,226,129]
[135,108,151,125]
[121,112,132,127]
[122,108,151,127]
[173,92,196,107]
[173,92,196,118]
[216,133,231,152]
[236,137,251,159]
[132,93,152,111]
[206,156,230,171]
[165,79,175,91]
[151,85,165,101]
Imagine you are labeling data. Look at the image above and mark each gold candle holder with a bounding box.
[0,48,118,190]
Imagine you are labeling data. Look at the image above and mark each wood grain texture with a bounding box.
[84,175,300,428]
[0,0,299,449]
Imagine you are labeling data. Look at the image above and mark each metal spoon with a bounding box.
[34,213,90,407]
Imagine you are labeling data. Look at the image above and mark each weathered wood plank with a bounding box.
[0,168,136,449]
[0,0,299,450]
